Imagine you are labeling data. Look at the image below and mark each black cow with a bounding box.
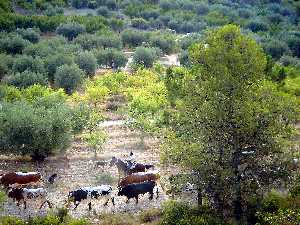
[67,185,115,210]
[118,180,158,204]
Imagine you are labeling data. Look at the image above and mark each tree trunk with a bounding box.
[197,188,202,207]
[232,144,243,223]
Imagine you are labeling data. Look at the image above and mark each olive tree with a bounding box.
[74,51,97,77]
[95,48,127,70]
[132,47,160,68]
[54,64,84,94]
[56,23,86,41]
[7,70,47,88]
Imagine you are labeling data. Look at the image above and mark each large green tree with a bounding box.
[161,25,299,222]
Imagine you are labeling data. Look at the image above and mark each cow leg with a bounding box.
[156,186,159,199]
[47,201,52,208]
[125,198,129,204]
[103,197,109,206]
[149,192,154,200]
[74,202,80,210]
[88,202,92,211]
[135,196,139,204]
[23,201,27,210]
[111,197,115,206]
[39,201,45,209]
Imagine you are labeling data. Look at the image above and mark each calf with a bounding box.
[68,185,115,211]
[118,181,157,204]
[0,172,41,188]
[8,187,51,210]
[118,171,160,188]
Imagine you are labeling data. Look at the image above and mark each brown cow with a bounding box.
[0,172,42,188]
[118,171,160,188]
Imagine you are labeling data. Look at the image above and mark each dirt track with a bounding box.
[0,114,170,221]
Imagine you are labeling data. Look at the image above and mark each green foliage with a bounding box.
[45,53,73,81]
[121,29,147,48]
[54,64,84,94]
[69,103,90,135]
[12,55,45,74]
[0,91,72,159]
[74,51,97,77]
[282,76,300,96]
[132,47,160,68]
[0,34,30,55]
[150,34,177,54]
[16,28,40,44]
[159,201,224,225]
[56,23,86,41]
[0,190,6,210]
[0,215,90,225]
[162,25,299,220]
[0,54,14,80]
[95,48,127,70]
[7,70,48,88]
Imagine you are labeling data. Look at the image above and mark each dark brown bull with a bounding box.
[0,172,42,187]
[118,171,160,188]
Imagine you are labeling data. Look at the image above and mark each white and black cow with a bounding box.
[118,180,157,204]
[68,185,115,210]
[8,187,52,210]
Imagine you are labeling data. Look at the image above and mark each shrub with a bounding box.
[179,50,191,67]
[121,29,147,48]
[131,18,149,30]
[195,2,209,15]
[0,54,13,80]
[54,64,84,94]
[0,100,72,159]
[12,55,45,74]
[74,51,97,77]
[97,6,111,17]
[56,23,86,41]
[159,201,223,225]
[97,34,122,49]
[139,208,162,223]
[132,47,160,68]
[71,0,88,9]
[7,70,47,88]
[264,40,290,59]
[45,53,73,81]
[150,35,176,54]
[0,35,29,54]
[95,48,127,70]
[246,19,269,32]
[16,28,40,43]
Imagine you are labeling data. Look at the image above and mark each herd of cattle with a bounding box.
[0,153,162,211]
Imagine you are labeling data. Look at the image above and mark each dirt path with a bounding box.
[0,116,170,220]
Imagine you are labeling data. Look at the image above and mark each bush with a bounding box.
[159,201,223,225]
[121,29,147,48]
[12,55,45,74]
[71,0,88,9]
[132,47,160,68]
[246,19,269,32]
[7,70,47,88]
[131,18,149,30]
[0,54,13,80]
[56,23,86,41]
[54,64,84,94]
[0,35,29,54]
[95,48,127,70]
[45,53,73,81]
[150,35,177,54]
[195,2,209,15]
[264,40,290,59]
[16,28,40,43]
[97,6,111,17]
[0,99,72,159]
[74,51,97,77]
